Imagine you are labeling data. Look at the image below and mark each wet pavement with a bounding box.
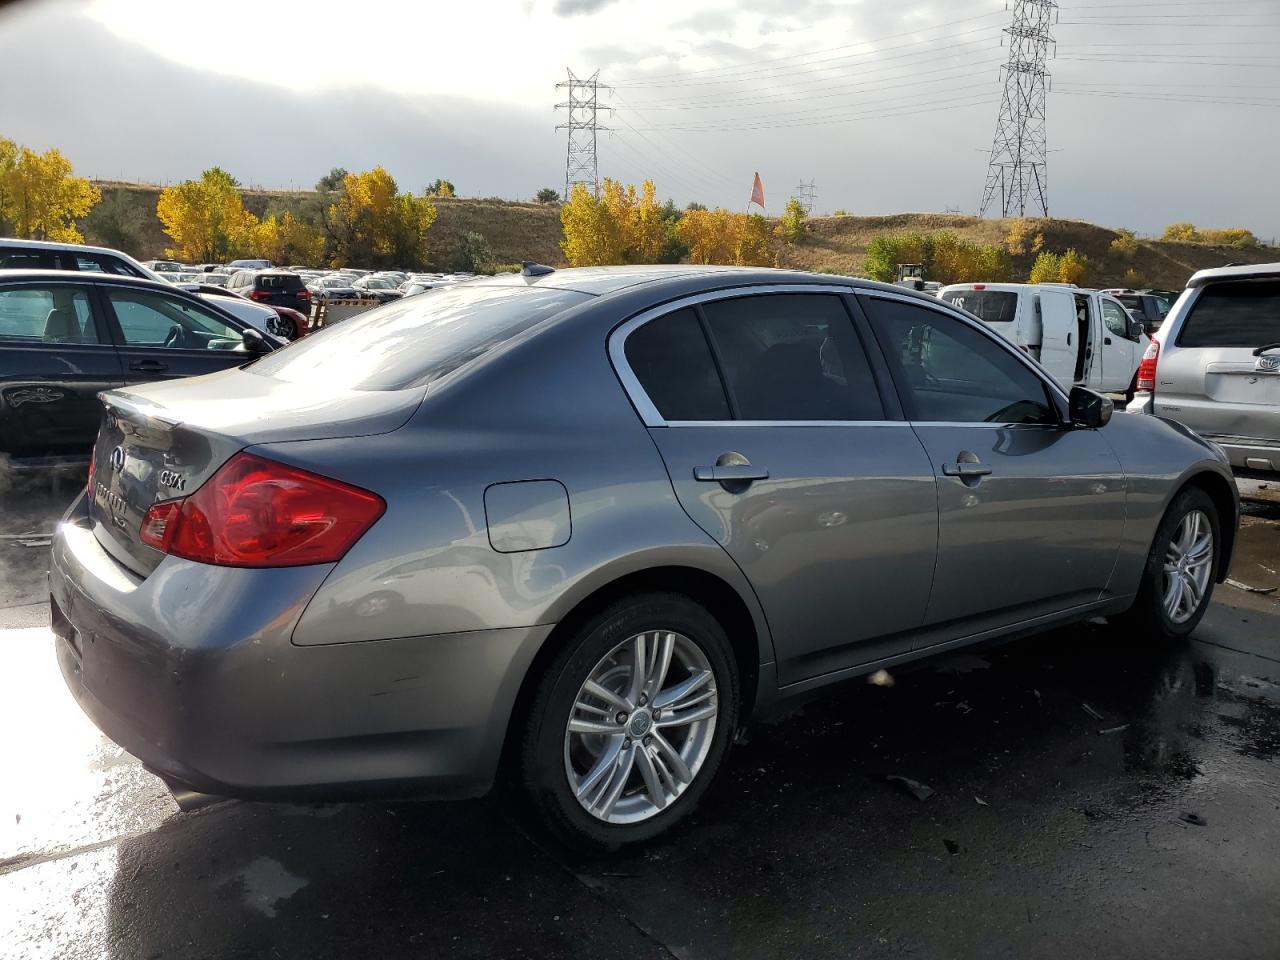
[2,475,1278,959]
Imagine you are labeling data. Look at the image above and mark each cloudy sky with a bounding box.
[1,0,1277,237]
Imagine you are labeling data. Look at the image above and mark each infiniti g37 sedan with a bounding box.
[50,265,1238,849]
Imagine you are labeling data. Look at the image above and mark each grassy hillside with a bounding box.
[80,182,1273,287]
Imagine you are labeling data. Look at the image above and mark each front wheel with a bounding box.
[519,593,739,851]
[1118,486,1220,639]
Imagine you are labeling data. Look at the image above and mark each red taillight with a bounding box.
[1136,340,1160,393]
[296,289,310,299]
[139,453,385,567]
[248,289,271,301]
[87,454,95,494]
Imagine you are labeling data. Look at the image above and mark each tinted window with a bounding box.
[864,297,1056,425]
[68,254,144,277]
[1178,280,1280,348]
[1101,299,1135,340]
[702,294,883,421]
[248,284,590,391]
[940,289,1019,324]
[0,251,56,269]
[624,308,730,421]
[0,287,97,343]
[258,273,304,291]
[107,289,244,350]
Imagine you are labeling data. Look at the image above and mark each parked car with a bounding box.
[351,276,402,303]
[226,269,312,314]
[1,237,160,278]
[1125,263,1280,478]
[227,258,273,270]
[307,275,359,299]
[939,283,1149,397]
[199,272,231,288]
[141,259,184,274]
[50,266,1237,851]
[1101,288,1175,334]
[189,284,301,340]
[0,270,274,468]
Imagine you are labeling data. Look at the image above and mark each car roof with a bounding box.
[1187,262,1280,288]
[0,237,144,258]
[0,268,204,294]
[468,264,909,298]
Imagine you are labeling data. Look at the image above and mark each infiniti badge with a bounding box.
[109,446,125,471]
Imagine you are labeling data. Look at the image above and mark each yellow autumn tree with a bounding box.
[156,167,258,261]
[325,166,437,267]
[252,211,326,265]
[0,138,100,242]
[1109,228,1140,258]
[676,208,775,266]
[1057,248,1090,285]
[560,179,668,266]
[775,197,807,243]
[1003,218,1044,256]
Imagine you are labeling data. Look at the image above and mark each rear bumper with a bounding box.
[1199,434,1280,477]
[50,496,551,801]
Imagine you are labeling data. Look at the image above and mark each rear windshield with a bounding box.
[258,273,305,291]
[1178,279,1280,348]
[247,284,590,390]
[940,290,1018,323]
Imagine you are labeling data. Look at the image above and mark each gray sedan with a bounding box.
[50,265,1238,850]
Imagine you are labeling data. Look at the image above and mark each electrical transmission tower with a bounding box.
[979,1,1057,218]
[794,179,817,215]
[555,69,611,200]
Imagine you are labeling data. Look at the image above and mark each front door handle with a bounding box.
[129,359,168,373]
[694,464,769,483]
[941,461,992,479]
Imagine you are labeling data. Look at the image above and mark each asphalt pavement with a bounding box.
[2,474,1278,960]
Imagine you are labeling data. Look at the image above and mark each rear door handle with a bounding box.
[694,464,769,483]
[129,359,168,373]
[942,461,992,479]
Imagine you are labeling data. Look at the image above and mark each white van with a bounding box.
[938,282,1150,396]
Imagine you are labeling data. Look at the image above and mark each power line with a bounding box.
[980,0,1057,218]
[555,68,612,199]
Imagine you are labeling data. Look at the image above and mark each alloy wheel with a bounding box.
[564,630,718,824]
[1162,509,1213,625]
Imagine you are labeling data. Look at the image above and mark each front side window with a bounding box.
[1178,279,1280,348]
[701,294,883,421]
[0,286,97,343]
[624,308,731,421]
[863,297,1057,425]
[1102,299,1136,341]
[106,289,244,350]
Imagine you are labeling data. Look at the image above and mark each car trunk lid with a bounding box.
[87,367,424,576]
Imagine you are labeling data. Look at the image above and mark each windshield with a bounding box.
[247,284,590,390]
[941,289,1019,323]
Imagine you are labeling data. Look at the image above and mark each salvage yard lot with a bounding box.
[2,477,1278,960]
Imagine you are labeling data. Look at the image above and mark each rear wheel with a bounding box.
[519,593,738,851]
[1117,486,1219,639]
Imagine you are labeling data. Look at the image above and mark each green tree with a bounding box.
[536,187,561,204]
[776,197,807,243]
[316,168,348,193]
[426,179,456,198]
[1109,228,1140,258]
[83,188,146,256]
[446,231,494,273]
[1028,250,1061,283]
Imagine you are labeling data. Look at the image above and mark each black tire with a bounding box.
[1116,486,1220,640]
[518,592,739,852]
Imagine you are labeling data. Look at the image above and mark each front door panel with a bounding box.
[650,424,938,683]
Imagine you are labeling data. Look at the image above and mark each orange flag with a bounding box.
[749,172,765,210]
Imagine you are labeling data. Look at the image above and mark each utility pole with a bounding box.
[979,1,1057,218]
[555,69,612,200]
[794,179,817,215]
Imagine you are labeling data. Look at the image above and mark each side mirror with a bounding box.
[1130,319,1145,339]
[241,327,271,355]
[1069,386,1113,428]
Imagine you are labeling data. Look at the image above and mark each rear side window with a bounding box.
[1178,280,1280,348]
[247,284,591,390]
[941,289,1018,323]
[0,287,97,343]
[624,308,730,421]
[701,294,883,420]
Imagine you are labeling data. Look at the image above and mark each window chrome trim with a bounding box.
[666,420,907,428]
[608,283,867,428]
[856,288,1072,408]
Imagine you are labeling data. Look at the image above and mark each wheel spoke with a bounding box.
[568,717,622,736]
[594,742,637,818]
[651,731,692,784]
[575,736,624,799]
[582,678,629,713]
[634,745,666,810]
[1186,534,1212,563]
[654,668,713,710]
[1184,571,1204,607]
[627,634,647,708]
[643,631,675,703]
[1164,573,1184,618]
[656,701,717,728]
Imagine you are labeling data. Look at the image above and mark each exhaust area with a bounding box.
[166,784,227,812]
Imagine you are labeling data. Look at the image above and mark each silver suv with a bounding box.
[1127,263,1280,477]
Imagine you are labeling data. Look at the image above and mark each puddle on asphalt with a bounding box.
[232,856,309,918]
